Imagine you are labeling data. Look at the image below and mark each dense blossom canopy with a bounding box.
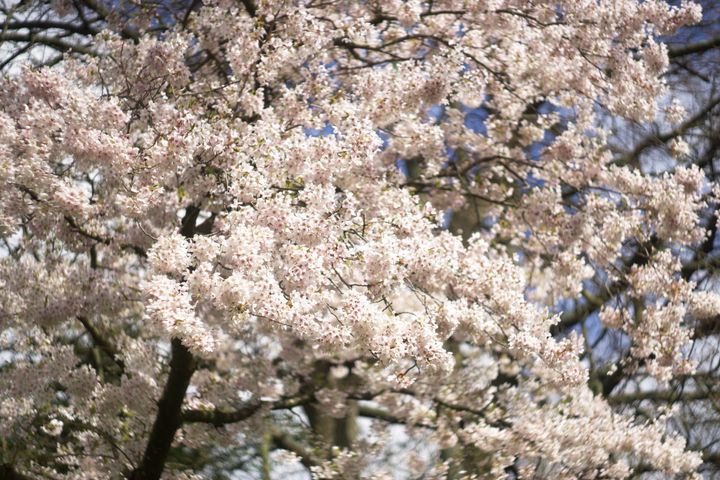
[0,0,719,479]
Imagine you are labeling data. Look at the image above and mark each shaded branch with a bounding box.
[608,388,711,405]
[614,96,720,167]
[240,0,256,17]
[129,339,196,480]
[1,19,98,35]
[182,395,312,426]
[0,31,94,55]
[357,405,434,429]
[271,430,320,469]
[76,0,139,41]
[182,403,262,426]
[64,215,147,257]
[0,464,32,480]
[669,36,720,58]
[76,315,125,373]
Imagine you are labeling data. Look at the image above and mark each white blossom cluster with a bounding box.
[0,0,715,478]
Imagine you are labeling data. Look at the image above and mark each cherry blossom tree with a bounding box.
[1,0,719,479]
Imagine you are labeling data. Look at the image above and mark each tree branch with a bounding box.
[669,36,720,58]
[0,464,32,480]
[182,403,262,426]
[357,405,434,429]
[271,430,320,469]
[608,388,710,405]
[76,0,139,41]
[0,32,94,55]
[182,395,312,425]
[614,96,720,167]
[0,19,98,35]
[76,315,125,373]
[240,0,256,17]
[129,339,196,480]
